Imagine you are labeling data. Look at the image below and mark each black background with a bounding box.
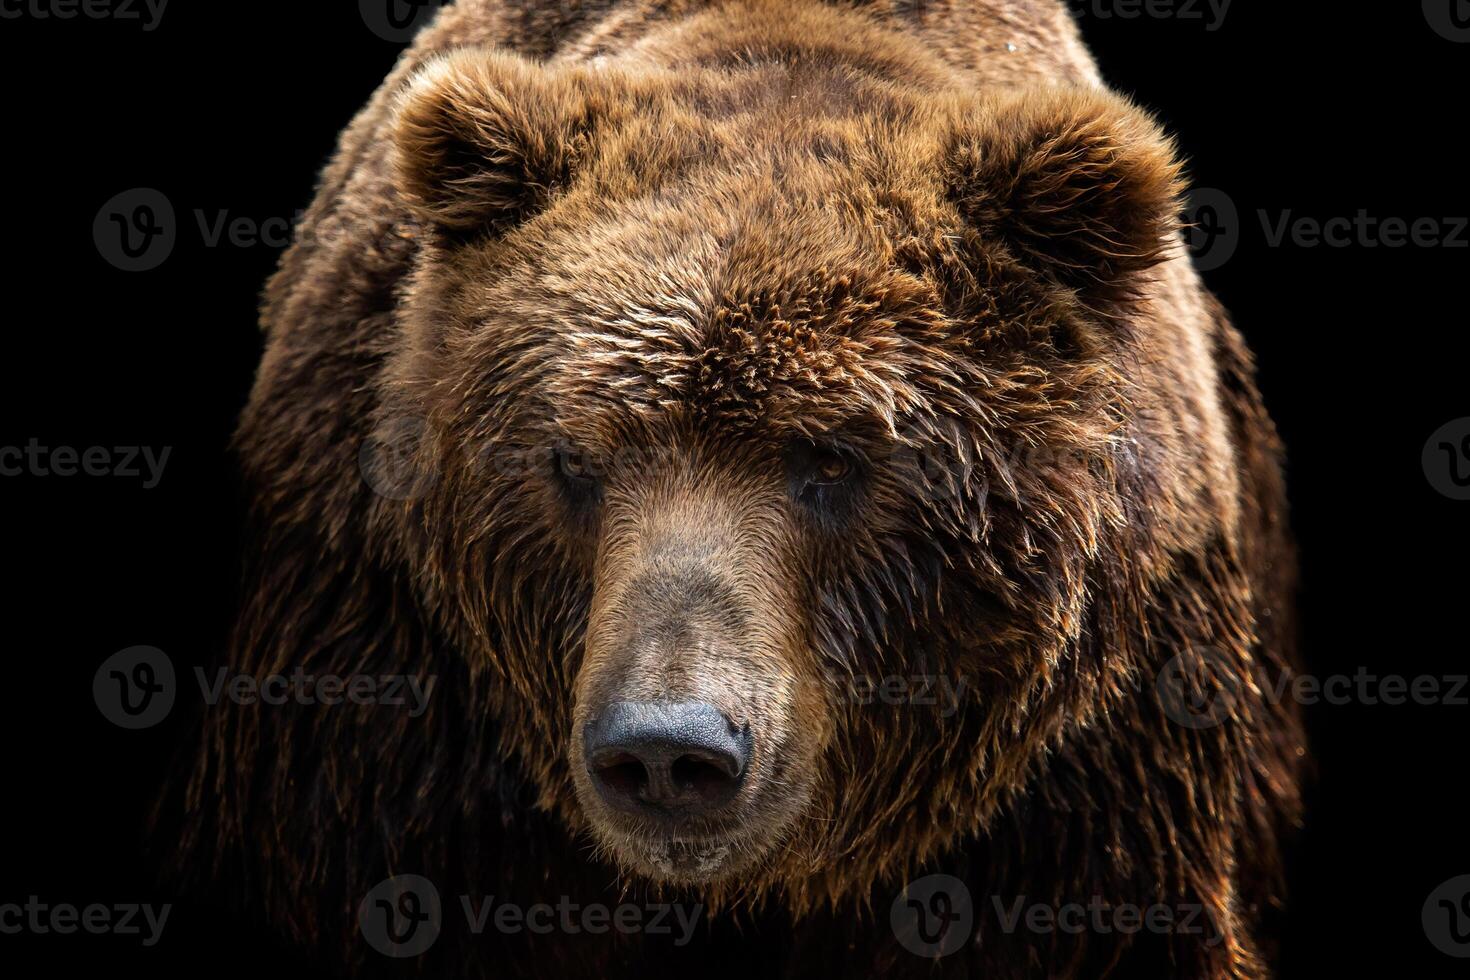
[0,1,1465,975]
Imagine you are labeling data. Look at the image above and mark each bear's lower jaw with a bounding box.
[589,820,783,886]
[605,830,768,885]
[645,838,735,879]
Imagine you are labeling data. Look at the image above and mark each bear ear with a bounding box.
[944,87,1186,317]
[392,49,605,234]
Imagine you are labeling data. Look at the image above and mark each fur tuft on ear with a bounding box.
[945,87,1186,316]
[392,49,604,234]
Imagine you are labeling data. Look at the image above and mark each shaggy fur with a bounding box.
[172,1,1305,977]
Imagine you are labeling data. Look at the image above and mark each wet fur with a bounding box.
[171,1,1305,977]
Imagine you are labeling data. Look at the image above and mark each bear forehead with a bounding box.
[439,77,984,439]
[524,198,952,436]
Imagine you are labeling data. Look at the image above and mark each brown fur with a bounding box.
[173,2,1305,977]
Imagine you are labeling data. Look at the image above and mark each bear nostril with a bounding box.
[671,752,737,796]
[593,752,650,801]
[584,701,751,818]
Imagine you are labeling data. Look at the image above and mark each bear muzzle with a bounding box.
[566,488,818,881]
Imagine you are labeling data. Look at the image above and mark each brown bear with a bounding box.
[174,1,1306,977]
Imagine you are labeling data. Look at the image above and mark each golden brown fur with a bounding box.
[173,2,1305,977]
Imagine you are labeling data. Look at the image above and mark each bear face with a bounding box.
[376,43,1186,894]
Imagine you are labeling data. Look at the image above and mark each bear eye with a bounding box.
[808,448,853,486]
[553,446,601,501]
[788,442,863,520]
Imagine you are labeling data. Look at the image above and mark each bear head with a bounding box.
[374,43,1185,901]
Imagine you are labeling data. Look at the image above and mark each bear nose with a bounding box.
[584,701,752,818]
